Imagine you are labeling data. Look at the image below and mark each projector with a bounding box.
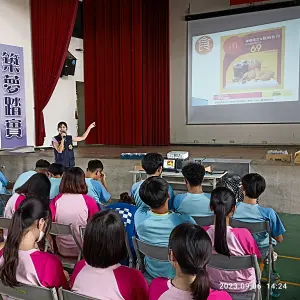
[167,151,189,160]
[164,151,189,172]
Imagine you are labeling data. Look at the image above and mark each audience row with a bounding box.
[0,152,286,300]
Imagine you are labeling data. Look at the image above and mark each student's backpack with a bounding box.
[218,174,244,203]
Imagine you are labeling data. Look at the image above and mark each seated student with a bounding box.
[107,192,137,262]
[233,173,286,258]
[173,162,213,217]
[206,187,261,294]
[131,153,174,209]
[0,170,10,195]
[48,163,64,200]
[50,167,99,257]
[150,223,232,300]
[85,159,111,206]
[70,210,148,300]
[13,159,50,192]
[135,176,195,279]
[0,198,69,294]
[4,173,50,219]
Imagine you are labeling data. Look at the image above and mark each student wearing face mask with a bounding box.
[0,198,69,293]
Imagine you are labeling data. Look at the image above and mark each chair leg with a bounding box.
[266,247,272,300]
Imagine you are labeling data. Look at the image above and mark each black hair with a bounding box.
[87,160,104,173]
[242,173,266,199]
[210,187,236,257]
[141,153,163,175]
[15,173,50,203]
[170,223,212,300]
[48,163,64,177]
[182,162,205,187]
[139,176,169,209]
[35,159,50,171]
[57,121,68,130]
[120,192,134,205]
[83,210,127,268]
[0,198,52,287]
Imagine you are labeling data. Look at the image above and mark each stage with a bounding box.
[0,145,299,214]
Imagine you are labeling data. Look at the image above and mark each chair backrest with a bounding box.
[59,288,97,300]
[132,237,168,272]
[230,219,272,244]
[79,226,85,244]
[192,215,214,227]
[0,194,11,206]
[208,254,261,285]
[0,217,11,229]
[48,223,82,253]
[0,281,58,300]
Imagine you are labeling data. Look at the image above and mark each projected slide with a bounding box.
[191,20,300,107]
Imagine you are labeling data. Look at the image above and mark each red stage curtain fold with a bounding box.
[84,0,170,146]
[142,0,170,146]
[230,0,269,5]
[31,0,78,146]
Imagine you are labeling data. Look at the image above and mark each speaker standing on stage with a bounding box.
[52,121,96,169]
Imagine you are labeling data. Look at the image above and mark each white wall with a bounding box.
[43,37,84,147]
[170,0,300,145]
[0,0,35,146]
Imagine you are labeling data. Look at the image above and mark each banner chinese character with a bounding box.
[0,44,27,148]
[230,0,269,5]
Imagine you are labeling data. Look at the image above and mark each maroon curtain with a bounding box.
[31,0,78,146]
[142,0,170,145]
[84,0,170,146]
[84,0,143,145]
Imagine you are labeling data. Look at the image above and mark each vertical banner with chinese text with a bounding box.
[0,44,27,148]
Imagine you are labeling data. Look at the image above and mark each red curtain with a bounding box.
[84,0,170,146]
[31,0,79,146]
[142,0,170,145]
[230,0,269,5]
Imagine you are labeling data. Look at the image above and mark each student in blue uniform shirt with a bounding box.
[135,176,195,280]
[173,162,213,217]
[52,121,96,169]
[48,163,64,200]
[85,160,111,207]
[131,153,174,209]
[107,192,137,264]
[13,159,50,193]
[233,173,286,258]
[0,170,10,195]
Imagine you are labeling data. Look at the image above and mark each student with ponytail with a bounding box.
[205,187,261,294]
[0,198,68,292]
[149,223,231,300]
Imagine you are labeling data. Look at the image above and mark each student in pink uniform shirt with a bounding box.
[70,210,149,300]
[205,187,261,294]
[150,223,231,300]
[4,173,50,219]
[50,167,99,257]
[0,198,69,299]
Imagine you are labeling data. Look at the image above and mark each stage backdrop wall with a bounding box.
[0,0,80,148]
[170,0,299,145]
[42,37,82,147]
